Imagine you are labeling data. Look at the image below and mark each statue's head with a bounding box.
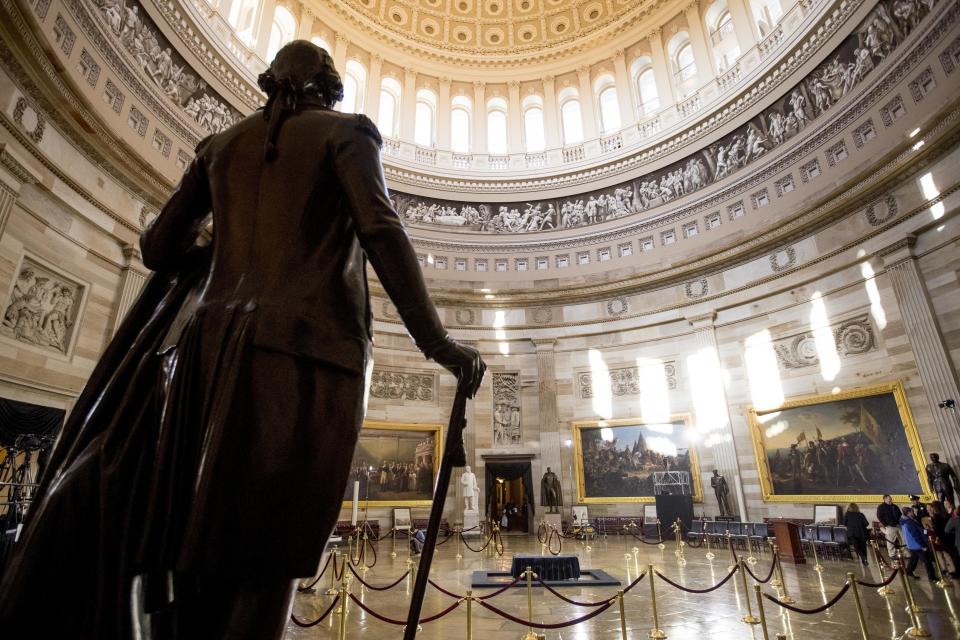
[546,467,551,473]
[931,453,940,463]
[464,465,471,473]
[713,469,720,476]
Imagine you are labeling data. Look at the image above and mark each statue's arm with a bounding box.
[332,116,447,356]
[141,139,213,271]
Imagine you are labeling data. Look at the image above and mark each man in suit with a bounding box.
[0,41,484,639]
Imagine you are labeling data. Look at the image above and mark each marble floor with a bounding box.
[286,533,960,639]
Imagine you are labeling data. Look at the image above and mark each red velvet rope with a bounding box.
[534,575,616,607]
[460,531,495,553]
[348,564,410,591]
[547,529,562,555]
[478,598,614,629]
[333,554,345,580]
[298,553,334,592]
[655,563,739,594]
[291,595,341,627]
[435,529,456,546]
[622,528,664,545]
[742,553,779,584]
[762,582,851,614]
[347,593,462,625]
[856,567,900,588]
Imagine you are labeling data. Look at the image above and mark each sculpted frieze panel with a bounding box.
[369,369,437,403]
[577,362,678,399]
[492,372,521,447]
[389,0,933,235]
[772,314,877,370]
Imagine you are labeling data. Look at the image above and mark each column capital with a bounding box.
[879,234,917,268]
[404,66,418,77]
[647,26,663,42]
[507,79,521,90]
[684,0,701,15]
[577,65,591,79]
[685,311,717,329]
[532,338,557,351]
[439,76,452,87]
[335,32,349,44]
[613,48,625,60]
[121,243,142,266]
[371,52,383,65]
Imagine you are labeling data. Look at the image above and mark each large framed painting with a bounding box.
[572,417,703,504]
[342,421,442,508]
[748,382,931,503]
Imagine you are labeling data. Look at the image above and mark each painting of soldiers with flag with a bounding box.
[749,382,931,503]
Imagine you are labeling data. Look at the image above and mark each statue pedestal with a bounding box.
[462,509,481,536]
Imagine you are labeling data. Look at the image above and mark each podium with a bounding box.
[771,520,806,564]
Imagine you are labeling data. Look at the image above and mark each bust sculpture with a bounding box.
[460,465,480,512]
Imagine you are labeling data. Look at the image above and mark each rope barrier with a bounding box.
[742,552,779,584]
[298,552,334,592]
[291,595,341,628]
[622,526,663,545]
[532,571,647,606]
[537,522,547,544]
[654,563,739,594]
[428,573,525,601]
[348,565,410,591]
[856,567,900,589]
[348,592,463,625]
[459,531,495,553]
[477,598,614,629]
[547,528,562,556]
[333,553,346,580]
[762,581,851,614]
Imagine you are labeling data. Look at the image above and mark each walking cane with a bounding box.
[403,384,470,640]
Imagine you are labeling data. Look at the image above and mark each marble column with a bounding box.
[726,0,759,51]
[364,54,383,123]
[0,181,17,241]
[612,49,636,127]
[507,81,522,153]
[400,67,418,143]
[576,66,599,140]
[881,236,960,462]
[112,245,148,335]
[534,339,564,507]
[472,81,487,154]
[684,1,717,84]
[437,77,452,149]
[252,0,277,58]
[541,75,560,148]
[687,312,748,518]
[647,29,676,109]
[295,6,314,39]
[332,33,348,75]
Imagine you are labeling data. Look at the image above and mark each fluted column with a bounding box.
[437,77,452,149]
[400,67,418,142]
[364,54,383,123]
[541,75,560,148]
[472,81,487,154]
[612,49,636,127]
[647,29,675,109]
[725,0,758,51]
[576,66,598,140]
[881,237,960,462]
[296,5,314,39]
[534,339,564,507]
[332,33,348,74]
[0,182,17,240]
[253,0,277,58]
[507,81,522,153]
[112,245,148,335]
[684,1,717,83]
[688,312,748,518]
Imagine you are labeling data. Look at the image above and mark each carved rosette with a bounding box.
[578,362,678,399]
[773,314,877,370]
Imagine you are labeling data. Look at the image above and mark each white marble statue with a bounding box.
[460,466,479,513]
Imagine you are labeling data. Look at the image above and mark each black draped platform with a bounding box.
[510,554,580,581]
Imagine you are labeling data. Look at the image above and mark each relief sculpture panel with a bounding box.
[492,372,521,446]
[369,369,437,403]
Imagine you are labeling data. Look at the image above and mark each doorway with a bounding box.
[484,460,535,533]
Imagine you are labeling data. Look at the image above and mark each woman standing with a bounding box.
[844,502,870,566]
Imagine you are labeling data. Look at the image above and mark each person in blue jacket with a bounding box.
[900,507,937,580]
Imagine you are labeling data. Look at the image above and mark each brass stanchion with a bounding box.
[773,550,794,604]
[768,541,781,588]
[898,558,931,637]
[848,574,869,640]
[811,538,824,573]
[726,532,736,572]
[337,562,348,640]
[753,584,771,640]
[705,522,715,560]
[523,566,539,640]
[871,540,895,596]
[456,527,464,560]
[647,565,667,639]
[361,529,370,575]
[738,560,761,624]
[657,519,665,550]
[466,590,473,640]
[931,541,951,588]
[618,589,628,640]
[391,527,397,559]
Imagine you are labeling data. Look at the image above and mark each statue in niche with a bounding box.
[540,467,562,514]
[926,453,959,506]
[711,469,733,517]
[460,465,480,513]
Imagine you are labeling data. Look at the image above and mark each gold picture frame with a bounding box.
[341,420,442,508]
[572,416,703,504]
[748,381,932,504]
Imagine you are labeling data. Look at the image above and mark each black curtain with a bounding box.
[484,461,535,524]
[0,398,64,447]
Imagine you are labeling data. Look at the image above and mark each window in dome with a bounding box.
[749,0,785,38]
[598,247,611,262]
[535,256,549,270]
[560,98,584,145]
[487,98,508,154]
[556,255,570,268]
[475,259,488,272]
[618,242,633,257]
[435,257,447,270]
[598,86,621,134]
[378,77,401,138]
[523,106,545,152]
[415,89,437,147]
[516,258,528,272]
[639,237,654,252]
[229,0,258,39]
[636,68,659,115]
[728,201,745,219]
[705,212,721,229]
[266,7,297,61]
[751,189,769,209]
[577,252,590,265]
[661,229,676,245]
[455,258,467,271]
[495,259,508,272]
[450,95,472,153]
[674,43,697,83]
[683,222,699,238]
[340,60,366,113]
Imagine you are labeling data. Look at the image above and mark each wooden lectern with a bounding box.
[771,519,806,564]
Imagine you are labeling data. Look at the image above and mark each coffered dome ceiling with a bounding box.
[321,0,659,63]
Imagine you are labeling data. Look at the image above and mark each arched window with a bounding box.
[670,33,697,84]
[229,0,259,41]
[487,97,508,154]
[749,0,785,37]
[339,60,366,113]
[414,89,437,147]
[706,2,741,73]
[637,68,659,114]
[378,77,401,138]
[522,95,545,152]
[450,94,472,153]
[266,6,297,61]
[594,75,621,134]
[559,89,583,145]
[310,36,330,53]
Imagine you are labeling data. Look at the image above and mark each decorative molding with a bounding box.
[865,195,899,226]
[0,149,38,185]
[684,278,709,299]
[772,314,877,370]
[606,296,629,316]
[12,96,45,143]
[577,361,678,399]
[369,368,437,403]
[454,308,476,325]
[769,246,797,272]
